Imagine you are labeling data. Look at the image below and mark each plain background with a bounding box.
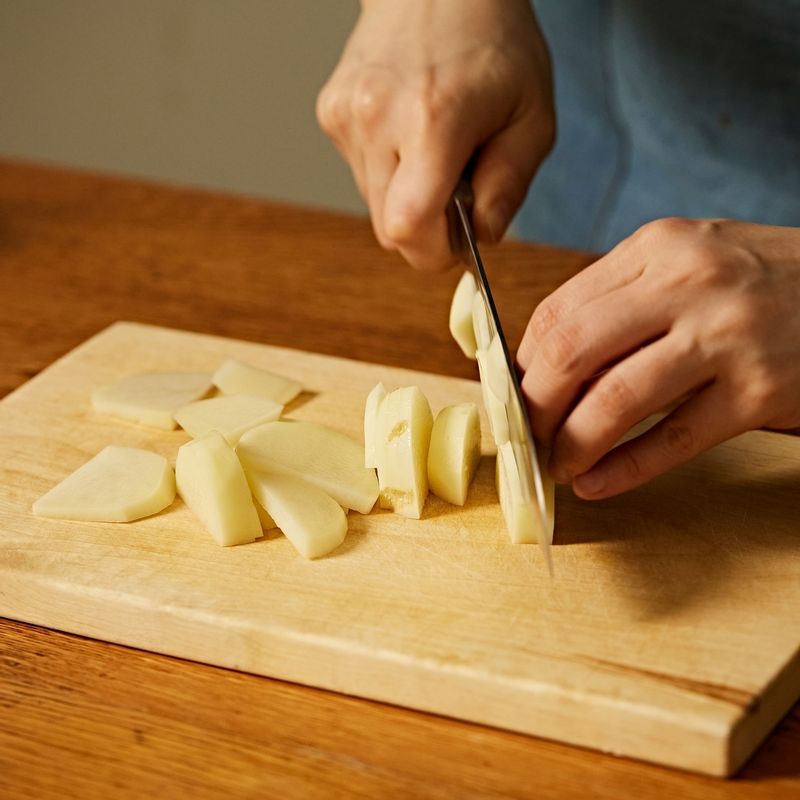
[0,0,366,213]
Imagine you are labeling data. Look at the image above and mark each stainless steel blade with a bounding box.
[451,183,553,574]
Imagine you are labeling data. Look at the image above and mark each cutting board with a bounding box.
[1,322,799,777]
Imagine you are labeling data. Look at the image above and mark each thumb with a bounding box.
[471,111,553,243]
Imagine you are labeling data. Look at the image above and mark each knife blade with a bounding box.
[448,177,553,575]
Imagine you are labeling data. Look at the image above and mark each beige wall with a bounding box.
[0,0,365,212]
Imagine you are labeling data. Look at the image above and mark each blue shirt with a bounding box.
[515,0,800,251]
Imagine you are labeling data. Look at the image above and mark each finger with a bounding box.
[517,236,649,370]
[571,381,742,499]
[520,281,673,444]
[548,331,716,481]
[382,132,472,270]
[363,150,399,250]
[470,110,547,244]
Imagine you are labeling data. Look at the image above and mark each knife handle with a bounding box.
[447,173,475,258]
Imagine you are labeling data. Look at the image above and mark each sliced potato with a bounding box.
[237,420,379,514]
[471,290,491,352]
[427,403,481,506]
[475,348,510,446]
[246,468,347,559]
[176,431,262,546]
[449,271,478,359]
[174,394,282,445]
[33,445,175,522]
[485,335,510,404]
[376,386,433,519]
[254,499,277,530]
[364,381,387,468]
[91,372,212,430]
[213,358,302,405]
[495,441,554,544]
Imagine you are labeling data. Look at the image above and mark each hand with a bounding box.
[517,218,800,499]
[316,0,554,271]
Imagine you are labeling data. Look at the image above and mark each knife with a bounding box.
[448,177,553,575]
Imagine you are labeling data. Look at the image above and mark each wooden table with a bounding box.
[0,160,797,799]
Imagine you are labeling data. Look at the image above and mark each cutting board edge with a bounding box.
[728,642,800,775]
[0,322,126,406]
[0,563,744,777]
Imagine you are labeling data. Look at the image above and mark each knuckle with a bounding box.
[741,368,783,415]
[619,446,644,482]
[639,216,692,243]
[592,374,637,420]
[662,423,696,457]
[349,73,389,129]
[528,297,565,343]
[413,79,458,133]
[383,204,423,245]
[696,218,726,238]
[316,86,346,134]
[539,323,583,375]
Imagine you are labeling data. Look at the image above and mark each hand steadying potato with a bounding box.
[517,219,800,499]
[316,0,554,271]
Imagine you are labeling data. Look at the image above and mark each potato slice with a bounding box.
[471,290,491,351]
[363,381,387,468]
[475,348,509,446]
[91,372,212,430]
[449,271,478,359]
[376,386,433,519]
[213,358,302,405]
[254,500,277,531]
[246,468,347,559]
[176,431,262,546]
[427,403,481,506]
[495,441,554,544]
[32,445,175,522]
[174,394,283,446]
[237,420,379,514]
[485,335,510,404]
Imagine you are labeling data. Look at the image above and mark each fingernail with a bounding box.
[574,470,607,497]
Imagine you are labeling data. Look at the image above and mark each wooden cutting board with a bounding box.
[1,321,799,777]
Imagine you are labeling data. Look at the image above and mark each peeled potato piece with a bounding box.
[376,386,433,519]
[485,335,510,404]
[176,431,262,546]
[471,290,492,352]
[174,394,283,446]
[475,349,510,446]
[246,468,347,559]
[495,441,554,544]
[92,372,212,430]
[254,500,277,531]
[32,445,175,522]
[213,358,302,405]
[237,420,378,514]
[449,271,478,359]
[364,382,387,468]
[427,403,481,506]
